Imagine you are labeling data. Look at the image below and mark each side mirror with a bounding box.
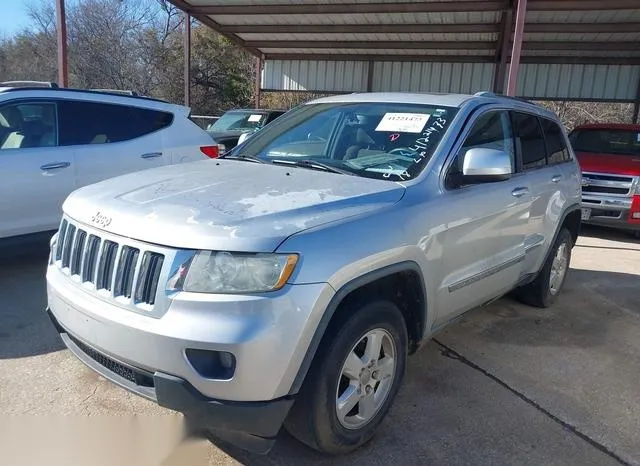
[238,132,252,145]
[462,147,512,183]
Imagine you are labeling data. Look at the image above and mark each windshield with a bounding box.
[209,111,267,132]
[570,129,640,156]
[226,102,458,181]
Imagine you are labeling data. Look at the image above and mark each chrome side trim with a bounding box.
[448,254,525,293]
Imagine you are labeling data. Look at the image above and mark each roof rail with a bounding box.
[91,89,140,96]
[0,80,59,88]
[474,90,535,105]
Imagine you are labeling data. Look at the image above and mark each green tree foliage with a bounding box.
[0,0,255,115]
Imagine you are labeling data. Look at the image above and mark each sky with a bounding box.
[0,0,32,37]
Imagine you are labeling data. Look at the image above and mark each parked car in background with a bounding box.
[569,123,640,236]
[46,91,581,456]
[206,108,286,153]
[0,84,219,246]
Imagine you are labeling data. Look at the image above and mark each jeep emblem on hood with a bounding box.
[91,211,112,228]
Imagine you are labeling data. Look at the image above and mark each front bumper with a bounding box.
[46,261,335,452]
[47,309,291,454]
[581,195,640,232]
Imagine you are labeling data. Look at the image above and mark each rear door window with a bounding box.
[540,118,571,164]
[512,112,546,170]
[59,101,173,146]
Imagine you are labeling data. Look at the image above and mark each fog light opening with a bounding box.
[185,348,236,380]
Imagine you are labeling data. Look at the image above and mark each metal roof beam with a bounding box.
[247,41,496,50]
[222,24,500,34]
[263,54,640,65]
[250,40,638,51]
[263,54,497,63]
[528,0,640,10]
[165,0,261,56]
[192,1,508,15]
[524,41,640,51]
[525,22,640,33]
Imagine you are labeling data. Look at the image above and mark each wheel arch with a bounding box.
[540,203,581,274]
[288,261,428,396]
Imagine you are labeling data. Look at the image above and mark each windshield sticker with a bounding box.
[637,132,640,142]
[248,114,263,122]
[375,113,431,133]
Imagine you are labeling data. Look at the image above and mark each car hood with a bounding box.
[576,152,640,176]
[62,159,406,252]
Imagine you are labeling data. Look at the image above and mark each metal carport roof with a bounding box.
[167,0,640,119]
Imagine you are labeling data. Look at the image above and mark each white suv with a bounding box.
[0,85,219,244]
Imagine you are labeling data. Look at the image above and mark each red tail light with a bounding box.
[200,145,220,158]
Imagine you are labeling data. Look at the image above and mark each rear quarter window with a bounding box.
[59,100,173,146]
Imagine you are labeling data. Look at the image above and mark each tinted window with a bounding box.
[569,129,640,156]
[265,112,284,124]
[541,118,570,164]
[460,111,515,171]
[0,102,57,150]
[513,112,546,170]
[59,101,173,146]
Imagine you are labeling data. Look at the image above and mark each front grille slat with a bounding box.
[582,185,629,195]
[135,252,164,305]
[81,235,101,283]
[55,220,68,262]
[70,230,87,276]
[96,240,118,292]
[114,246,140,299]
[55,217,165,310]
[61,224,76,269]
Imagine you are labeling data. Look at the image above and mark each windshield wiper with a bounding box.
[270,159,354,175]
[223,155,267,164]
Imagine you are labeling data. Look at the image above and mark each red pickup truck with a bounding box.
[569,123,640,236]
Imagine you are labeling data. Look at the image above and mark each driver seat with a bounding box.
[344,128,376,160]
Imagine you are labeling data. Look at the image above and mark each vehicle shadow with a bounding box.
[205,267,638,465]
[578,224,639,244]
[440,267,640,349]
[0,246,65,359]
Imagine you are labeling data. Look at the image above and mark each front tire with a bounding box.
[284,300,408,455]
[516,228,573,308]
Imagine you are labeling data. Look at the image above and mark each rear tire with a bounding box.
[284,300,408,455]
[516,228,573,308]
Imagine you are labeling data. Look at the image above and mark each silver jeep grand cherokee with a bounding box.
[46,92,582,455]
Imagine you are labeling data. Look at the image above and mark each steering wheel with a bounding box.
[388,147,416,156]
[307,133,327,142]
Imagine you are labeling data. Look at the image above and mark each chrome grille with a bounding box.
[581,172,635,197]
[55,219,165,308]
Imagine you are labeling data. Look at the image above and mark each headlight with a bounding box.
[167,251,299,294]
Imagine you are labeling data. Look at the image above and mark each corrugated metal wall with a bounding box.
[371,62,494,93]
[515,64,640,101]
[263,60,640,101]
[262,60,368,92]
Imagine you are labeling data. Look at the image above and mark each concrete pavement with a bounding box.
[0,226,638,465]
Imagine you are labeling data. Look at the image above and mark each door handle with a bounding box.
[141,152,162,159]
[40,162,70,170]
[551,175,563,183]
[511,187,529,198]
